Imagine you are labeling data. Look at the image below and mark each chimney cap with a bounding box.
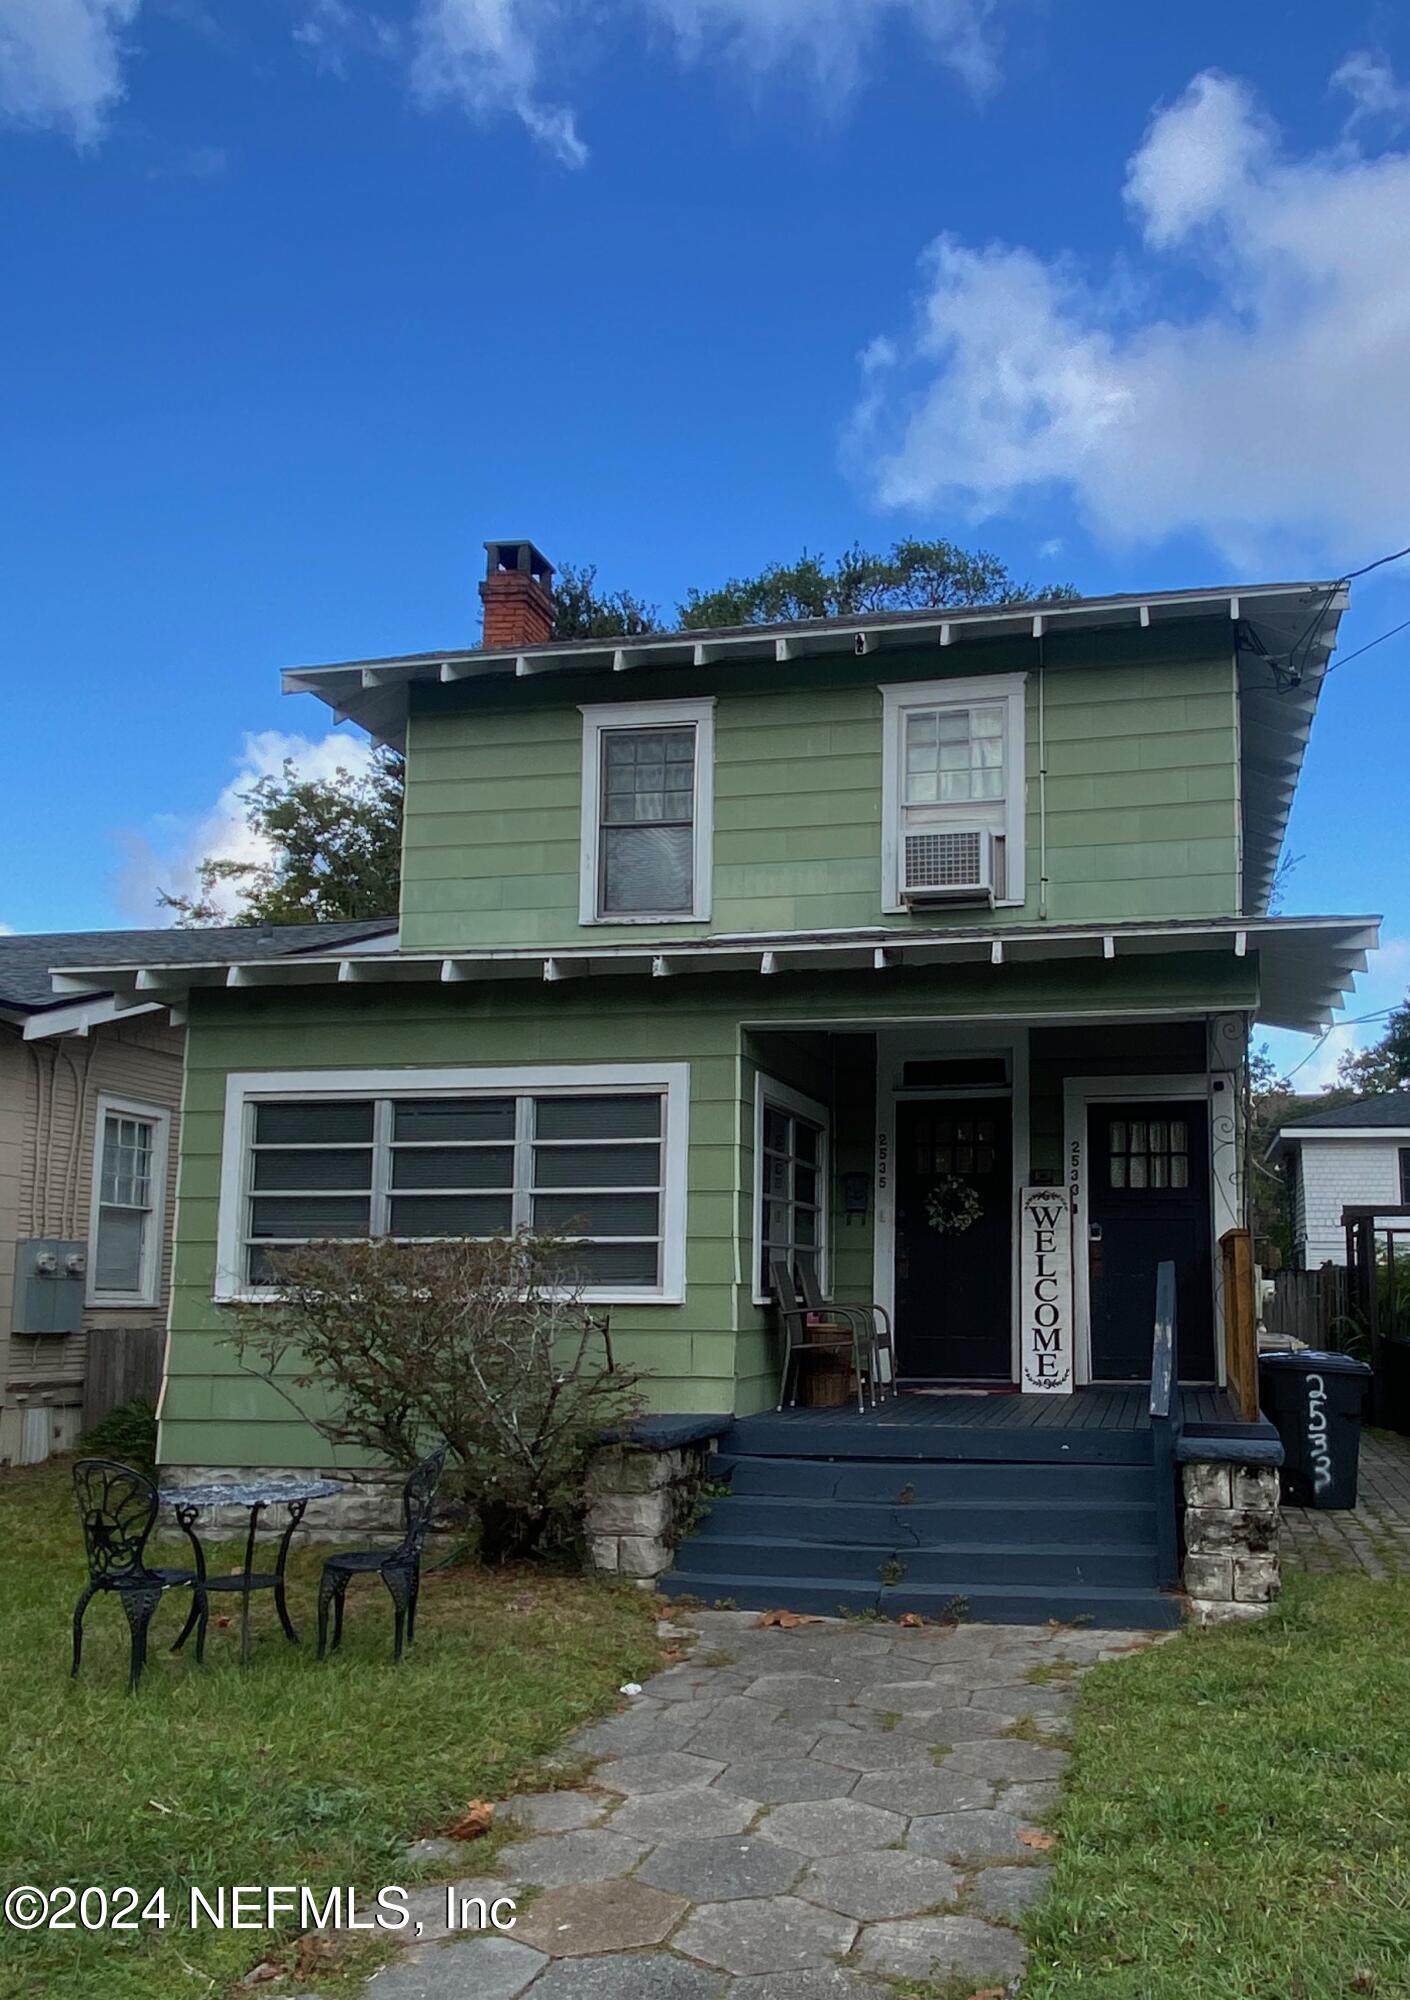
[483,539,554,588]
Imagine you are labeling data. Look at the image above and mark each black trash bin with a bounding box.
[1259,1349,1372,1509]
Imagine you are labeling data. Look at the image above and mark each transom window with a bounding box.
[579,700,715,924]
[754,1079,829,1302]
[243,1090,667,1292]
[89,1098,169,1306]
[1107,1117,1190,1191]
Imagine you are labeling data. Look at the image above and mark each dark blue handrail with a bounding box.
[1150,1261,1182,1588]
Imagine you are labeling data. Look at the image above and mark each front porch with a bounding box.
[722,1382,1253,1464]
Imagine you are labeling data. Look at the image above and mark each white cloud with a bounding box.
[851,62,1410,566]
[642,0,1001,102]
[315,0,1000,164]
[0,0,140,146]
[116,730,378,922]
[1332,49,1410,134]
[409,0,587,168]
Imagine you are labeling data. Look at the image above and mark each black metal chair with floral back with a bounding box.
[71,1459,208,1693]
[317,1445,449,1664]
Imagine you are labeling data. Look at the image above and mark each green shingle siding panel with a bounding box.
[399,634,1241,952]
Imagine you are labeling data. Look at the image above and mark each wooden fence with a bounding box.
[1264,1265,1350,1348]
[82,1325,164,1432]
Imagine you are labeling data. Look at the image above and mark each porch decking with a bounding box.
[721,1384,1245,1465]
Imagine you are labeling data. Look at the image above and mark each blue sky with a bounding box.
[1,0,1408,1084]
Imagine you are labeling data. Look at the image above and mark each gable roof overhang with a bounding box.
[50,913,1377,1038]
[283,580,1348,920]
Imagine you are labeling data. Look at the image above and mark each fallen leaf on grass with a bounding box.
[447,1800,495,1840]
[295,1937,339,1977]
[1018,1828,1056,1850]
[898,1612,926,1628]
[1352,1973,1377,1993]
[755,1609,826,1629]
[239,1964,282,1987]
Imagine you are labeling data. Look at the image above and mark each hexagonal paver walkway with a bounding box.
[353,1607,1166,1998]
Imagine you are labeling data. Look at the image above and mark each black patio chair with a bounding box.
[316,1446,449,1664]
[71,1458,207,1693]
[795,1254,896,1401]
[770,1256,870,1413]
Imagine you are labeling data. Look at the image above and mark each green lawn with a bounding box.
[1024,1573,1410,2000]
[1,1459,661,2000]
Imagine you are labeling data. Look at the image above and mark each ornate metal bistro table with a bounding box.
[163,1477,341,1667]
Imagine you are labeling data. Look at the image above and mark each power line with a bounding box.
[1283,1005,1397,1083]
[1345,542,1410,581]
[1325,615,1410,677]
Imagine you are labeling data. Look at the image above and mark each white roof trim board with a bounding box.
[282,580,1348,920]
[50,913,1379,1036]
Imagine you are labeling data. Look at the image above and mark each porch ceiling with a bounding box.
[49,913,1379,1037]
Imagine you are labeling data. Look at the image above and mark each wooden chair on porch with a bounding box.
[769,1257,871,1413]
[795,1254,896,1402]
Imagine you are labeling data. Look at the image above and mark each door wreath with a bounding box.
[924,1175,983,1234]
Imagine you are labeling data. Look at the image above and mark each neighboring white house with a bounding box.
[1269,1092,1410,1268]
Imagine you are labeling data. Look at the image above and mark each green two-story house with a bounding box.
[59,543,1377,1624]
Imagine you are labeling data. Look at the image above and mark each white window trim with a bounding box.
[578,698,715,926]
[214,1063,690,1306]
[880,674,1027,914]
[87,1094,171,1308]
[752,1074,831,1307]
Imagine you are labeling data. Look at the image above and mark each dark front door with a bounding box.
[895,1098,1012,1379]
[1088,1101,1215,1380]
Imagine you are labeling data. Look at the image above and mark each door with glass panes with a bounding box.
[1086,1101,1214,1380]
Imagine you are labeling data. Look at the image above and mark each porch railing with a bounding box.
[1150,1259,1182,1588]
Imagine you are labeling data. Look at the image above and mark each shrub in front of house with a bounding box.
[229,1231,647,1562]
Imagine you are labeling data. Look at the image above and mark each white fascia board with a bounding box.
[22,996,166,1041]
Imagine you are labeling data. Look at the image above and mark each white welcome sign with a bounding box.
[1018,1187,1074,1394]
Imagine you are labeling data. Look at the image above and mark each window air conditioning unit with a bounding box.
[901,827,994,905]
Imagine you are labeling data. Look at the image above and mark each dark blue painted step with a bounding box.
[656,1569,1182,1630]
[688,1493,1157,1549]
[718,1414,1155,1464]
[709,1454,1158,1506]
[669,1534,1160,1590]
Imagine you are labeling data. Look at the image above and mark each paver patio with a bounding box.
[359,1606,1165,1998]
[1282,1427,1410,1578]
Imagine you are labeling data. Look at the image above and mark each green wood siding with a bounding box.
[161,952,1256,1466]
[399,624,1241,952]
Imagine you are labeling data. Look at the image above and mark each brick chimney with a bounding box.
[480,539,555,650]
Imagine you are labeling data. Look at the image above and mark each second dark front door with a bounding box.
[1087,1100,1215,1380]
[895,1098,1012,1379]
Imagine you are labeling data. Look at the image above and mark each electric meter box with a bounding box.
[11,1239,87,1336]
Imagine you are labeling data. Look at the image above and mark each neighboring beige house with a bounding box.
[0,922,394,1464]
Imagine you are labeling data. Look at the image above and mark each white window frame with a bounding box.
[579,698,715,925]
[880,674,1026,913]
[752,1074,831,1307]
[87,1094,171,1308]
[214,1063,690,1306]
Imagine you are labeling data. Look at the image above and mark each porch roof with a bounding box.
[48,911,1378,1036]
[281,578,1347,917]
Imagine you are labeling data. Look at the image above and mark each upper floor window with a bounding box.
[579,700,714,924]
[88,1096,170,1307]
[880,675,1026,912]
[1400,1146,1410,1205]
